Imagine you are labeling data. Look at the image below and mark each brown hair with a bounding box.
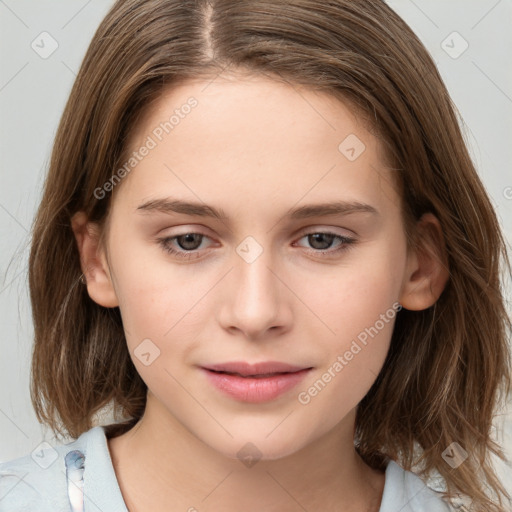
[28,1,511,510]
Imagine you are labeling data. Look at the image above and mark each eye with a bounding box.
[294,231,356,256]
[157,233,212,260]
[157,230,357,261]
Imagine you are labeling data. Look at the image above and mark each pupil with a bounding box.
[309,233,334,250]
[178,234,201,250]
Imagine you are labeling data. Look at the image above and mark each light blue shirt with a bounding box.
[0,426,452,511]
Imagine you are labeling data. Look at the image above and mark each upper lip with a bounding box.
[202,361,311,377]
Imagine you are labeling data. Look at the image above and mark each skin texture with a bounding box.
[72,72,449,512]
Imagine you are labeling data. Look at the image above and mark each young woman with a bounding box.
[1,1,510,511]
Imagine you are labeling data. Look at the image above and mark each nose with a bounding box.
[217,244,292,340]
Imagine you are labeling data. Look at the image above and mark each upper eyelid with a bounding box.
[158,224,355,237]
[295,226,355,237]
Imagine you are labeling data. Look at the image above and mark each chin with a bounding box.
[202,428,310,464]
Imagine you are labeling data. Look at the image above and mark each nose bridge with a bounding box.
[219,235,289,337]
[237,243,277,302]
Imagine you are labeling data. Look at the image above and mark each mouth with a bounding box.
[207,369,297,378]
[200,361,313,402]
[202,360,311,377]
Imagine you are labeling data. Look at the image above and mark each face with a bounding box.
[87,73,413,460]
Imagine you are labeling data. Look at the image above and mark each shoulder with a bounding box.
[379,460,454,512]
[0,426,105,512]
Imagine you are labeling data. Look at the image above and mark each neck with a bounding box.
[107,393,385,512]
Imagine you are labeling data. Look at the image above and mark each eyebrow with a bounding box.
[136,197,379,220]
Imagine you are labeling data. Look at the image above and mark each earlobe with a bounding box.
[71,211,119,308]
[399,213,450,311]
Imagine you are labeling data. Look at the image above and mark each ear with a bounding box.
[399,212,450,311]
[71,211,119,308]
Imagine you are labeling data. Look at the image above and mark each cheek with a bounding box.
[109,249,222,382]
[294,260,401,427]
[292,240,404,411]
[106,238,180,347]
[304,241,405,343]
[110,262,198,394]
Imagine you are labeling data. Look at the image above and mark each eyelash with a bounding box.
[156,231,356,260]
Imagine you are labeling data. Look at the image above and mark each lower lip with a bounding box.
[201,368,312,403]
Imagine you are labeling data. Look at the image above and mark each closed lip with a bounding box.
[201,361,312,377]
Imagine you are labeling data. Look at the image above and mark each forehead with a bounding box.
[114,73,399,217]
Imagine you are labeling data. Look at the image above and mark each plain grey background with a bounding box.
[1,0,511,498]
